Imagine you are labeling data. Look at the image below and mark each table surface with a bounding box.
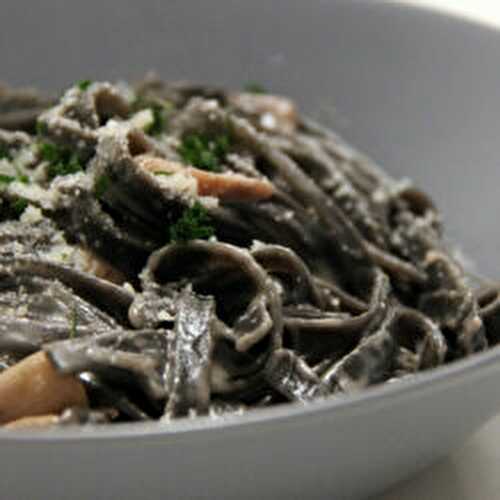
[380,5,500,498]
[379,417,500,499]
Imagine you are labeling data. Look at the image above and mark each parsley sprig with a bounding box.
[178,134,229,172]
[36,121,48,136]
[77,79,92,91]
[0,145,11,161]
[133,97,172,136]
[0,172,29,185]
[169,202,215,243]
[147,104,169,136]
[10,199,28,218]
[94,174,111,198]
[0,147,30,185]
[0,174,15,184]
[243,82,267,94]
[39,142,84,180]
[69,305,78,339]
[1,197,29,220]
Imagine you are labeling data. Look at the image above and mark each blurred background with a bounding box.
[405,0,500,28]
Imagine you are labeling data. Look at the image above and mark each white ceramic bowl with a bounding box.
[1,1,500,499]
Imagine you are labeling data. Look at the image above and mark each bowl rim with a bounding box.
[2,0,500,443]
[4,335,500,443]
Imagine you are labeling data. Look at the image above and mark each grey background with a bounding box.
[2,1,500,499]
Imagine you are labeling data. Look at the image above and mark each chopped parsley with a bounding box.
[94,174,111,198]
[13,163,30,184]
[0,160,31,185]
[244,82,267,94]
[154,171,174,177]
[1,197,29,220]
[39,142,84,180]
[147,104,168,136]
[17,173,30,185]
[36,121,48,137]
[0,145,11,161]
[77,79,92,91]
[178,134,229,172]
[169,202,215,243]
[134,97,172,136]
[39,142,63,163]
[69,305,78,339]
[0,174,15,184]
[0,173,29,185]
[11,199,28,218]
[0,145,31,184]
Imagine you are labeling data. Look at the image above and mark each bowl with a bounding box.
[2,1,500,499]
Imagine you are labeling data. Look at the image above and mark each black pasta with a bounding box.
[0,78,495,429]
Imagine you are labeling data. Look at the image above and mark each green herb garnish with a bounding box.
[36,121,48,136]
[94,174,111,198]
[154,171,174,177]
[17,174,30,185]
[0,174,15,184]
[1,197,29,220]
[244,82,267,94]
[0,145,11,161]
[133,97,172,136]
[147,104,168,136]
[13,163,30,185]
[0,174,29,185]
[178,134,229,172]
[11,199,28,218]
[77,79,92,91]
[39,142,61,163]
[69,305,78,339]
[39,142,84,180]
[46,154,83,180]
[169,202,215,243]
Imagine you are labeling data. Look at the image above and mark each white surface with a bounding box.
[379,416,500,499]
[378,4,500,500]
[401,0,500,28]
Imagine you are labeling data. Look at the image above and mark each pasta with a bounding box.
[0,76,498,428]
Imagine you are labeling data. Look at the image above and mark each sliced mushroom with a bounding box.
[0,351,87,425]
[4,414,60,430]
[136,155,274,202]
[228,92,298,134]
